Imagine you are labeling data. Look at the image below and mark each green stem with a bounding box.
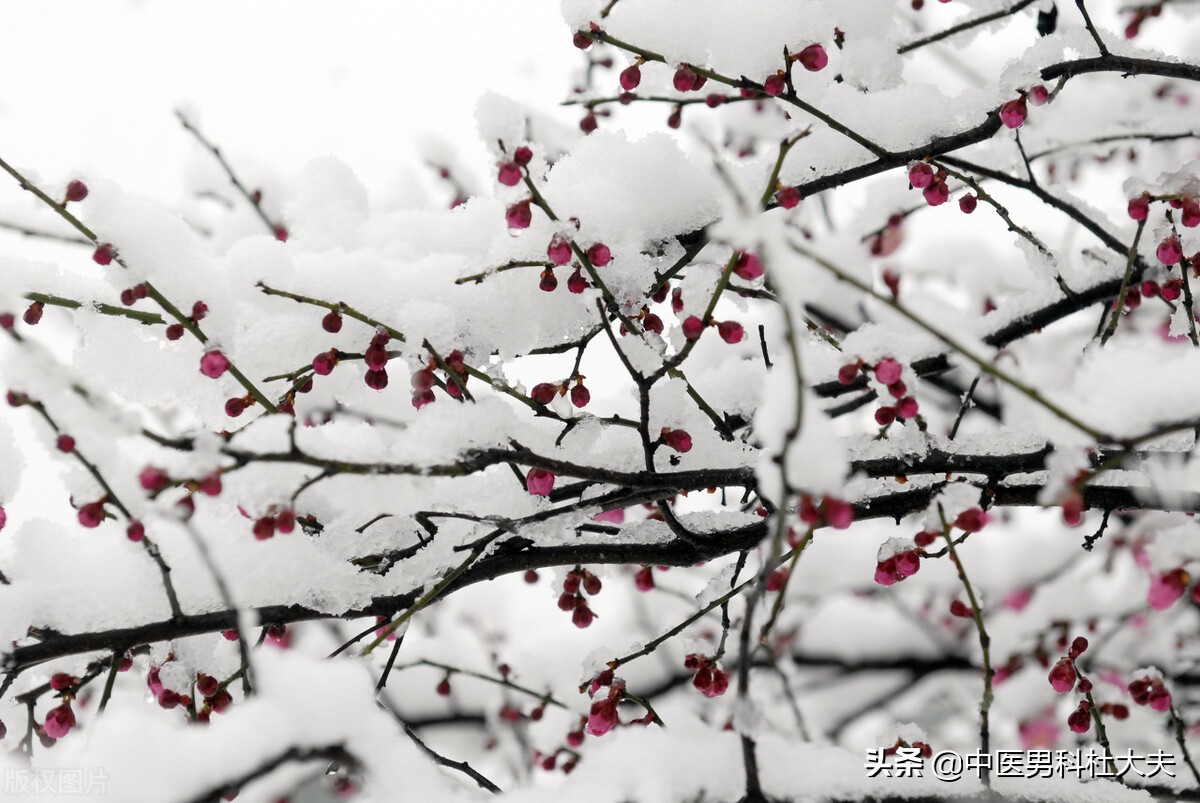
[256,282,405,342]
[759,132,809,208]
[0,153,277,413]
[759,527,813,641]
[1083,686,1120,778]
[938,506,993,787]
[362,541,493,654]
[650,251,740,381]
[599,541,805,684]
[516,161,642,336]
[26,400,184,620]
[1100,218,1147,345]
[671,368,735,440]
[792,238,1107,441]
[455,260,552,285]
[26,292,166,326]
[622,692,666,727]
[176,111,280,235]
[590,30,889,158]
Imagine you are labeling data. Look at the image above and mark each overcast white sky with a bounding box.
[0,1,577,207]
[0,1,581,524]
[3,1,1193,225]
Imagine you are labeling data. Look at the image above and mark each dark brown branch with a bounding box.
[1041,54,1200,84]
[6,469,1195,677]
[397,715,502,794]
[1074,0,1112,56]
[897,0,1039,54]
[188,744,356,803]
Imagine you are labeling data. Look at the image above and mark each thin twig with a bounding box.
[1169,703,1200,787]
[948,373,983,441]
[175,111,281,236]
[26,292,166,326]
[398,717,502,794]
[897,0,1038,53]
[790,237,1107,441]
[180,521,255,695]
[590,30,889,158]
[0,153,278,413]
[1177,248,1200,346]
[1014,128,1037,186]
[1100,218,1147,345]
[1075,0,1111,56]
[938,504,993,787]
[0,219,91,244]
[23,399,184,621]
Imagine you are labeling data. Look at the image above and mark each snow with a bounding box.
[601,1,835,84]
[0,651,470,802]
[543,130,721,248]
[2,1,1199,800]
